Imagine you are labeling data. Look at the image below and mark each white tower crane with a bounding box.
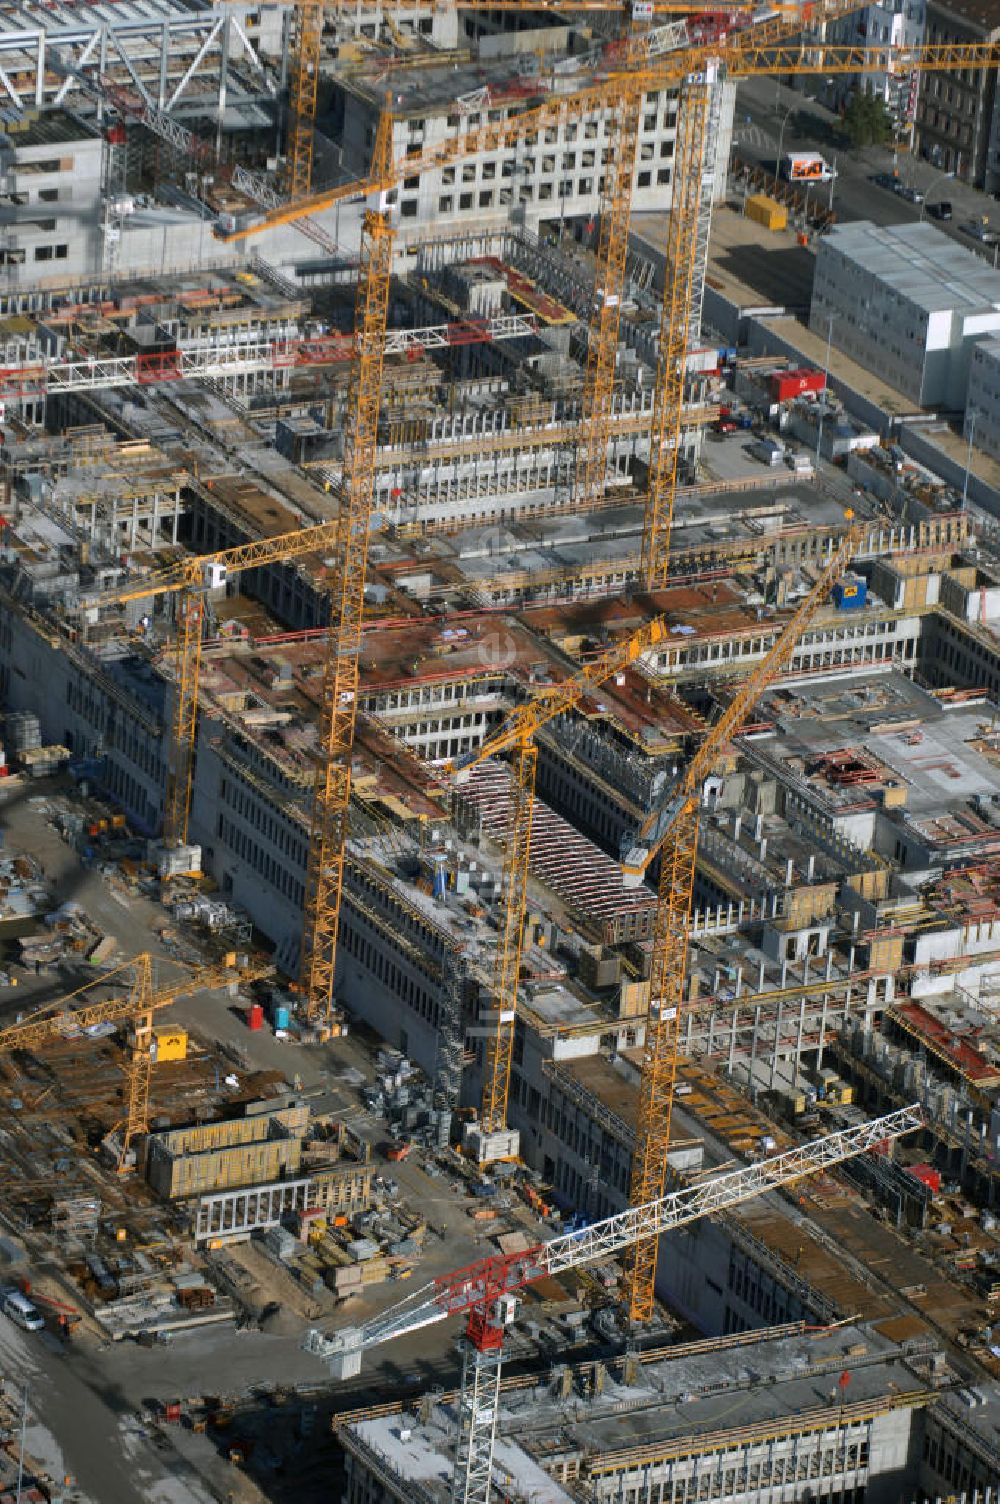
[305,1104,923,1504]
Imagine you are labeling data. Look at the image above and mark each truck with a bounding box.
[781,152,836,184]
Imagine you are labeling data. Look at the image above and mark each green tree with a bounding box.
[842,90,895,150]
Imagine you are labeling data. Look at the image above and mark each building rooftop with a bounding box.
[342,1320,942,1499]
[2,108,100,149]
[341,55,585,116]
[820,221,1000,316]
[930,0,1000,32]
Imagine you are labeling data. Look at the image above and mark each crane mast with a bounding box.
[449,615,672,1156]
[641,70,715,588]
[286,1,324,199]
[623,522,866,1317]
[305,1105,922,1504]
[573,13,648,506]
[299,204,394,1031]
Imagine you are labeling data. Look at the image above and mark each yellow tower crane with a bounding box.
[81,117,396,859]
[448,614,675,1154]
[298,202,394,1033]
[0,953,270,1171]
[84,505,373,854]
[447,519,861,1160]
[622,519,865,1316]
[287,2,325,198]
[220,28,1000,577]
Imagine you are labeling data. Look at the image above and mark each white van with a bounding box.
[2,1291,45,1331]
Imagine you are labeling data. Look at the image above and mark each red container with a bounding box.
[907,1163,941,1195]
[163,1402,182,1423]
[247,1003,265,1032]
[769,368,827,403]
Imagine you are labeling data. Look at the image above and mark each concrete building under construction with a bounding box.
[336,1320,1000,1503]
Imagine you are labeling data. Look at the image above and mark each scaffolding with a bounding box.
[51,1195,101,1249]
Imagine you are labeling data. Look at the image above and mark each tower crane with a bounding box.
[219,26,1000,569]
[77,307,539,852]
[297,198,394,1033]
[77,129,400,866]
[0,952,270,1170]
[622,518,866,1318]
[305,1103,922,1504]
[446,518,861,1163]
[447,613,675,1159]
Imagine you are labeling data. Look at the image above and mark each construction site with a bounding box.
[1,3,1000,1504]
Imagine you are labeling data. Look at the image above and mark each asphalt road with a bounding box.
[0,1308,226,1504]
[734,77,1000,260]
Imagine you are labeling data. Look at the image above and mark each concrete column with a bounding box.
[794,998,806,1086]
[728,1007,738,1074]
[770,1000,784,1089]
[750,1004,761,1090]
[817,996,828,1072]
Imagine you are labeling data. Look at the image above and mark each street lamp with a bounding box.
[815,311,835,464]
[774,103,795,193]
[963,408,978,510]
[919,169,955,222]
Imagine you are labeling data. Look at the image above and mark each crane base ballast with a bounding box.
[463,1124,520,1165]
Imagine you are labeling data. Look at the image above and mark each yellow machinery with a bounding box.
[287,2,324,198]
[86,110,395,858]
[89,518,362,851]
[0,953,270,1171]
[86,142,395,1046]
[447,519,861,1239]
[298,204,394,1033]
[641,73,713,588]
[231,35,1000,243]
[573,14,647,507]
[622,521,865,1316]
[448,615,674,1145]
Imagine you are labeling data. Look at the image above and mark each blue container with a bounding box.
[832,576,867,611]
[271,1003,291,1031]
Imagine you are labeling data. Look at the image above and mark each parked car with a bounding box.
[895,184,924,203]
[1,1291,44,1332]
[869,172,897,190]
[961,219,999,244]
[927,200,952,221]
